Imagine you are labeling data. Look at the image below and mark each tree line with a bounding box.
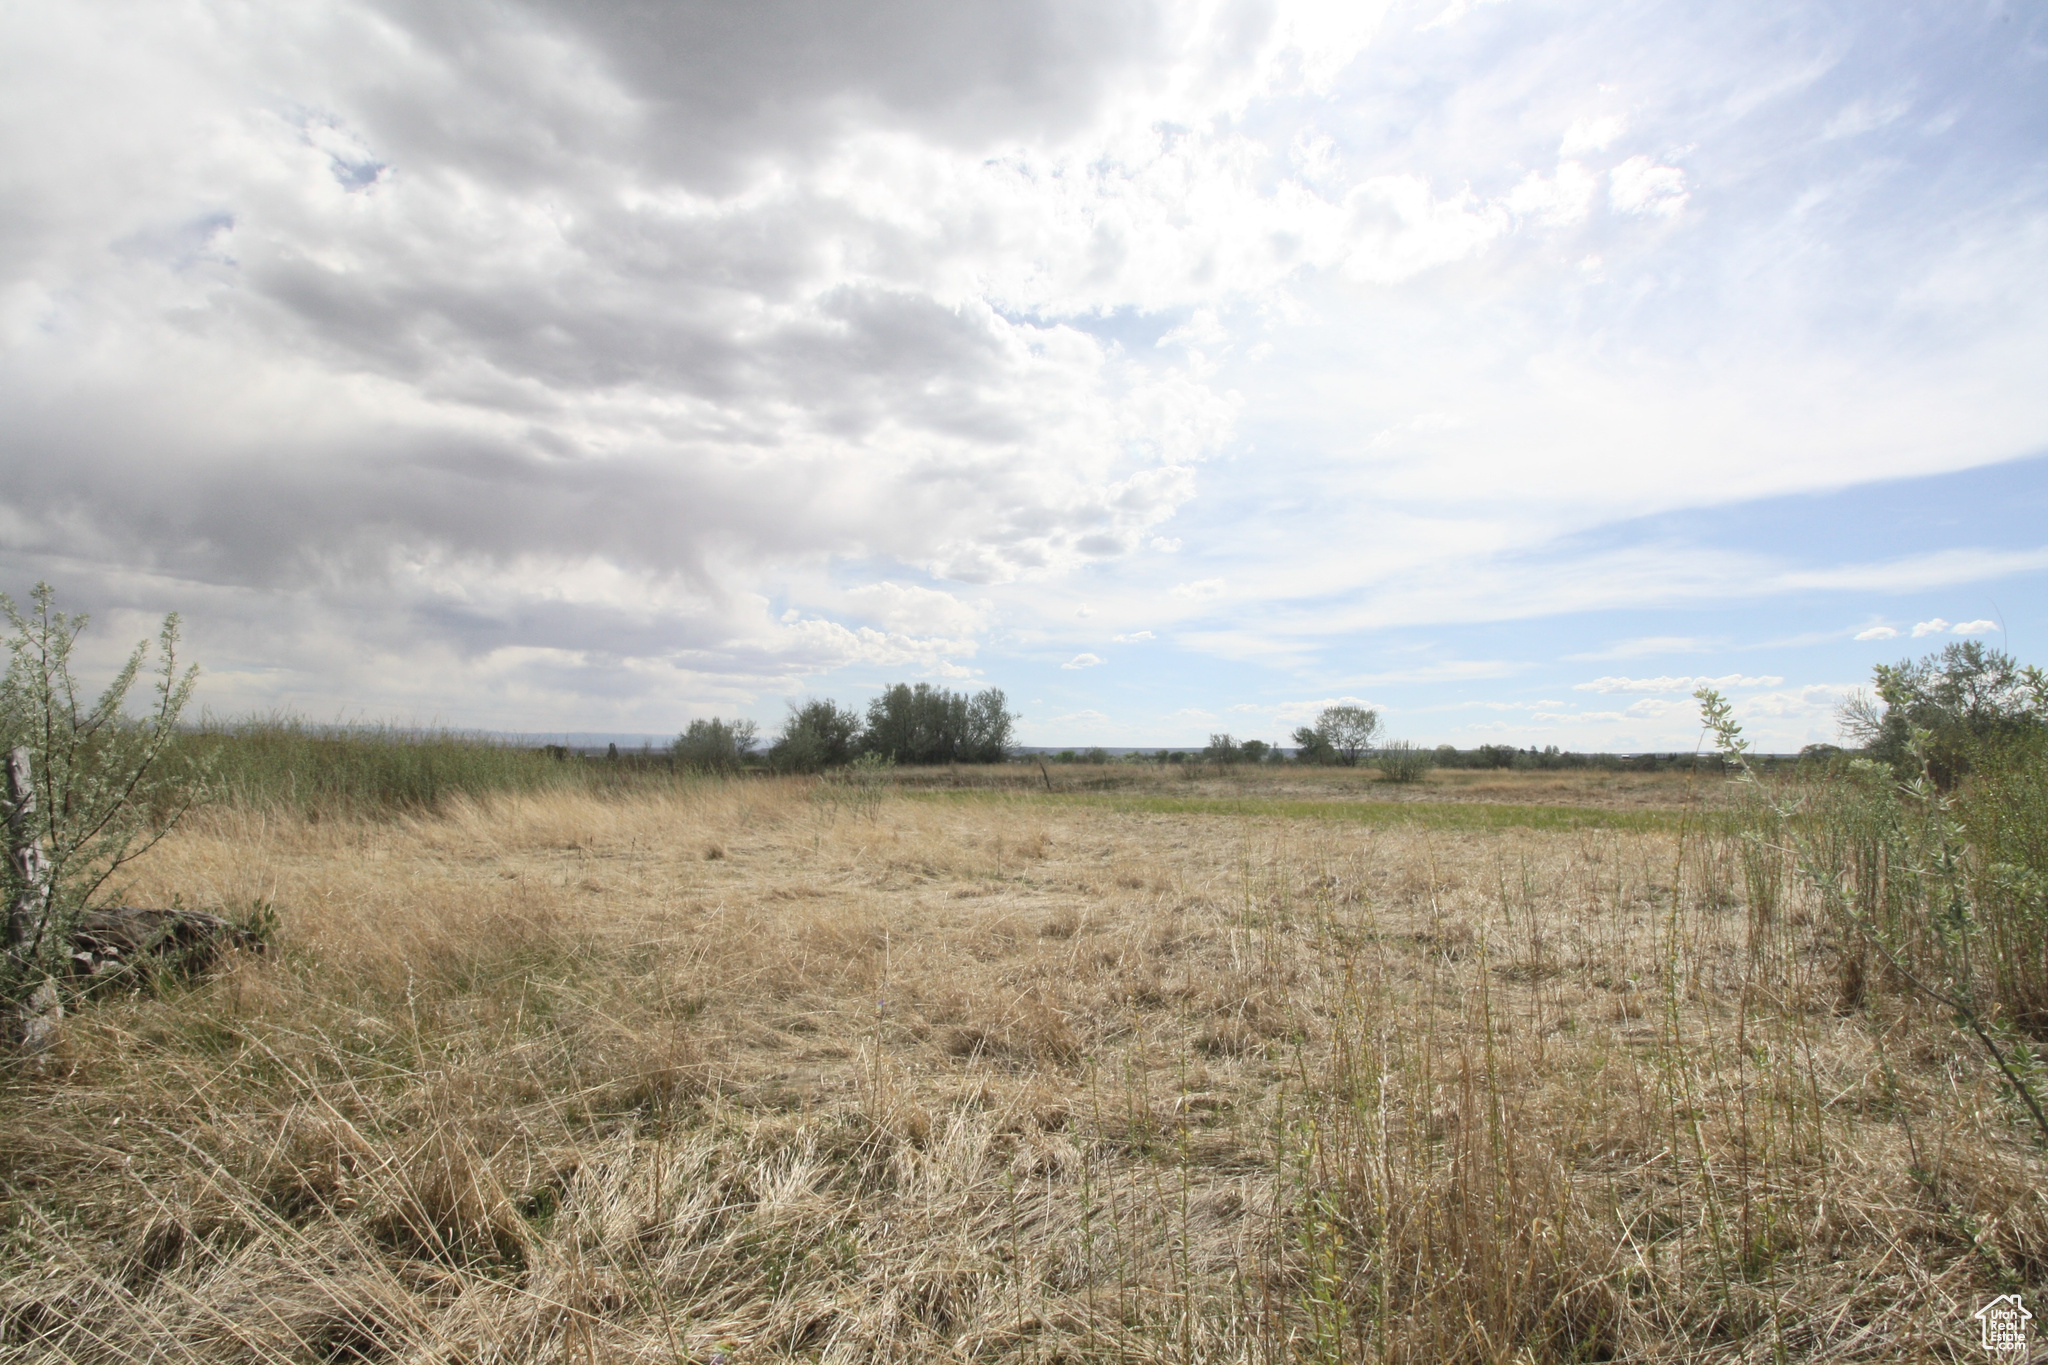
[673,683,1015,773]
[679,643,2048,782]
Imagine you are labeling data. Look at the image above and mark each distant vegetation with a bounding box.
[684,683,1016,774]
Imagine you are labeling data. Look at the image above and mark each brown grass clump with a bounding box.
[1,777,2041,1361]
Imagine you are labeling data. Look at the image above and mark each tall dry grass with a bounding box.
[1,777,2042,1361]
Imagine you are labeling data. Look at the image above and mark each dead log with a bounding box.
[69,906,264,978]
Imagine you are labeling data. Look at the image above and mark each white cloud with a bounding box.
[1061,653,1104,669]
[1419,0,1507,33]
[1274,694,1378,723]
[1505,160,1599,227]
[1112,630,1155,642]
[1560,115,1627,158]
[1608,155,1688,217]
[1854,625,1899,640]
[1565,635,1716,660]
[1911,618,1952,637]
[1172,578,1226,600]
[1575,673,1783,694]
[1952,619,1997,635]
[839,582,988,638]
[1823,98,1910,140]
[1739,684,1856,720]
[1150,537,1182,553]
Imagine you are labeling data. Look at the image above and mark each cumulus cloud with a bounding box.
[1061,652,1104,669]
[1575,674,1784,694]
[1855,625,1900,640]
[1953,619,1997,635]
[1911,618,1952,637]
[1113,630,1154,642]
[0,0,1294,714]
[1738,684,1857,720]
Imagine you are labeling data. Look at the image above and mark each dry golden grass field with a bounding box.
[3,769,2043,1362]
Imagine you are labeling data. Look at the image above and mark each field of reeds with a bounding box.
[185,721,653,818]
[2,753,2044,1362]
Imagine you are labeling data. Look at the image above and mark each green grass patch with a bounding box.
[189,718,677,819]
[911,787,1719,834]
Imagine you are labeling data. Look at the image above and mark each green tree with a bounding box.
[672,717,758,774]
[1,585,203,983]
[768,699,863,773]
[1293,705,1380,766]
[862,683,1014,764]
[1839,641,2046,787]
[1202,733,1241,764]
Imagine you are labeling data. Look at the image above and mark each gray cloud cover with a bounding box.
[2,0,2044,739]
[1,0,1267,722]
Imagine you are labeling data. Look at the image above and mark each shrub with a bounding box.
[1202,733,1240,765]
[1,585,203,986]
[1375,739,1433,784]
[769,699,863,773]
[672,718,758,774]
[1839,641,2046,788]
[1701,685,2048,1140]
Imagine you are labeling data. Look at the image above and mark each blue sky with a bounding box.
[1,0,2043,750]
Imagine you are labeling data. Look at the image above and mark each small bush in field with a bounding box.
[1,584,203,987]
[1375,739,1433,784]
[769,699,863,773]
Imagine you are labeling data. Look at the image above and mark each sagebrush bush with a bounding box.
[1375,739,1433,784]
[1,585,202,986]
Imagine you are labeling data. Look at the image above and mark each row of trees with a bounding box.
[673,683,1016,773]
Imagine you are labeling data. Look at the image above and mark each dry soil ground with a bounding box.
[2,772,2042,1362]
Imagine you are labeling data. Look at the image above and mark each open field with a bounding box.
[893,764,1732,812]
[3,772,2044,1362]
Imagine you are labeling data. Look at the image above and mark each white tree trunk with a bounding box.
[5,745,62,1052]
[5,746,53,957]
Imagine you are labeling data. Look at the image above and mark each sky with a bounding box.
[2,0,2045,752]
